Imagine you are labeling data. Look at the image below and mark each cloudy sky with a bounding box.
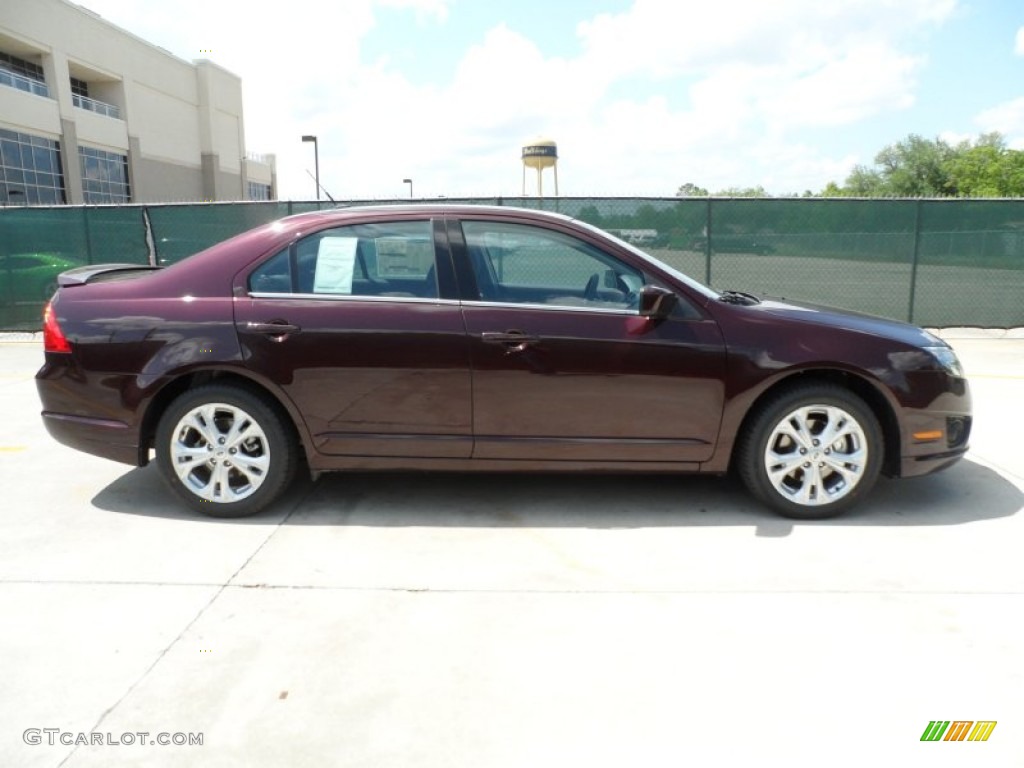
[79,0,1024,200]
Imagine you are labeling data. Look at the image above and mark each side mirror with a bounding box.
[638,285,678,320]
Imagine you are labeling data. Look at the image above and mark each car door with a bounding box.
[234,217,472,458]
[450,216,727,464]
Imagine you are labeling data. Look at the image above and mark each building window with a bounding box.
[0,51,49,97]
[248,181,272,201]
[0,52,45,82]
[79,146,130,203]
[0,128,66,205]
[69,79,120,118]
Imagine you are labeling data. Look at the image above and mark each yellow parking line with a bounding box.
[0,446,27,453]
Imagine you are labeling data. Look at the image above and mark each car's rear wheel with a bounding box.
[737,384,882,519]
[155,385,296,517]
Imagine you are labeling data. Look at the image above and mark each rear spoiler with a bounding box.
[57,263,163,287]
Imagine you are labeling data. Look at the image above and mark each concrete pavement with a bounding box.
[1,333,1022,767]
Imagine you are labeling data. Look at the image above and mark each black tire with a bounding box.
[155,384,296,518]
[737,384,883,520]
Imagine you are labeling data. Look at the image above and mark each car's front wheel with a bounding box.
[737,384,883,519]
[155,384,296,517]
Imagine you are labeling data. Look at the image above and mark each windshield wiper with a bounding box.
[718,290,761,306]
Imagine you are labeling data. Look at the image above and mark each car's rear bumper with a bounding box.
[37,356,144,466]
[40,411,141,465]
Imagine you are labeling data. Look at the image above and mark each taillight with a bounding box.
[43,301,71,353]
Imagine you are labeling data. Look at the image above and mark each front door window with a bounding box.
[460,221,645,310]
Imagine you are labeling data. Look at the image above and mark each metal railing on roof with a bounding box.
[245,152,272,165]
[0,68,50,98]
[72,92,121,119]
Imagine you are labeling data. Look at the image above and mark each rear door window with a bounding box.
[249,220,438,299]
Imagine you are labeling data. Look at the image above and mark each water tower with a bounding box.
[522,138,558,196]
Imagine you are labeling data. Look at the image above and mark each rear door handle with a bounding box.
[247,321,301,336]
[481,330,539,353]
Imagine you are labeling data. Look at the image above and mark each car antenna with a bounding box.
[305,169,337,203]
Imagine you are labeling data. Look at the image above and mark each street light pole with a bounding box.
[301,135,319,201]
[403,178,413,198]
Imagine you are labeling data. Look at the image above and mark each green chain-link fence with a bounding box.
[2,197,1022,329]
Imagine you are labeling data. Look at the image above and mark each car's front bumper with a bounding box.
[896,375,972,478]
[900,444,970,478]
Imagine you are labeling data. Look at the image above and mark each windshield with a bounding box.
[570,217,720,300]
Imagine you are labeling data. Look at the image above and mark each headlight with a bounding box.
[924,346,964,377]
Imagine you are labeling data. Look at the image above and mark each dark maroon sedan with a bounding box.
[36,205,971,519]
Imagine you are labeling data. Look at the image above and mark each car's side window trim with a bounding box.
[287,244,300,294]
[444,216,482,302]
[248,291,462,306]
[432,218,460,300]
[245,292,633,315]
[459,299,636,316]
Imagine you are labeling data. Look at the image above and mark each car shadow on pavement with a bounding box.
[92,456,1020,538]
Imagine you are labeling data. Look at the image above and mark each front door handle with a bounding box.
[247,321,301,337]
[481,330,539,353]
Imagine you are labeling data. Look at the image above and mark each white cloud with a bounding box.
[575,0,954,78]
[449,0,956,196]
[427,0,955,196]
[77,0,959,198]
[379,0,449,22]
[938,130,974,146]
[764,44,921,128]
[1016,26,1024,55]
[975,97,1024,149]
[80,0,454,198]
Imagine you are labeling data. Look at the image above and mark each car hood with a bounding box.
[745,295,941,348]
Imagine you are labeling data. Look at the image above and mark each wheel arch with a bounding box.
[137,368,311,469]
[731,368,902,478]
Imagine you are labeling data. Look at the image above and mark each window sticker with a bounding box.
[376,236,433,277]
[312,237,358,294]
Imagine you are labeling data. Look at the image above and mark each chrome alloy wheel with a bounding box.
[763,404,868,507]
[169,403,270,503]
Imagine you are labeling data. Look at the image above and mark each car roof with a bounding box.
[279,203,576,226]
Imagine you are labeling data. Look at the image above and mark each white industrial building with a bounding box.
[0,0,275,205]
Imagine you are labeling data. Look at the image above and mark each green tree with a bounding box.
[714,185,768,197]
[874,134,954,196]
[822,132,1024,197]
[675,182,709,197]
[946,134,1024,197]
[575,204,604,226]
[842,165,888,196]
